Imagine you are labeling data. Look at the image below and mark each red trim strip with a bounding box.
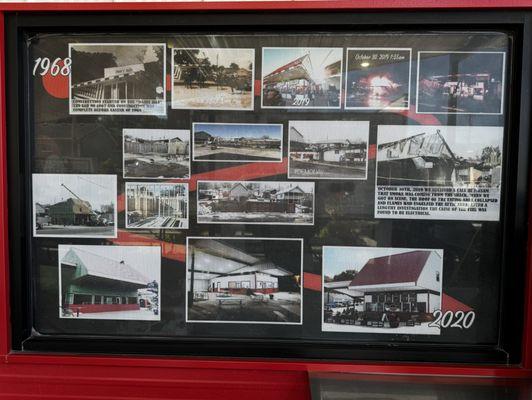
[0,11,10,358]
[0,1,531,12]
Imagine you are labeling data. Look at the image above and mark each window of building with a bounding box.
[73,294,93,305]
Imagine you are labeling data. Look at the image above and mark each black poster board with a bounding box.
[5,10,530,364]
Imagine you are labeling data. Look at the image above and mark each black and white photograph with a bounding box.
[417,51,505,114]
[322,246,443,335]
[375,125,504,221]
[69,43,166,115]
[288,120,369,179]
[262,47,343,109]
[186,237,303,324]
[126,183,189,229]
[345,48,411,110]
[123,128,190,179]
[32,174,117,238]
[58,244,161,320]
[172,48,254,110]
[197,180,315,225]
[193,123,282,162]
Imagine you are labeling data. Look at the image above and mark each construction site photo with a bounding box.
[186,237,302,324]
[126,182,189,229]
[123,128,190,179]
[32,173,117,238]
[197,180,315,225]
[193,122,282,162]
[69,43,166,115]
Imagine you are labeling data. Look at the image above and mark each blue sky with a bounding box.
[323,246,416,278]
[194,123,282,139]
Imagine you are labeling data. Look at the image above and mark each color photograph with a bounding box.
[126,182,189,229]
[345,48,411,110]
[123,128,190,179]
[32,174,117,238]
[69,43,166,115]
[193,123,283,162]
[197,180,315,225]
[186,237,303,324]
[288,120,369,179]
[262,47,343,109]
[59,244,160,320]
[417,51,505,114]
[172,48,254,110]
[322,246,443,335]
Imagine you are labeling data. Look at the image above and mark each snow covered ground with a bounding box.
[322,322,440,335]
[194,145,281,161]
[63,308,159,321]
[197,211,313,224]
[172,85,252,109]
[271,292,301,302]
[128,216,188,229]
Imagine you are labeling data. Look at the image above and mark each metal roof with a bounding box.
[62,247,149,286]
[350,250,431,288]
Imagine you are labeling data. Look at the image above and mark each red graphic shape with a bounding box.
[166,73,172,92]
[441,293,473,312]
[303,272,322,291]
[254,79,261,97]
[398,105,441,125]
[368,143,376,160]
[41,61,69,99]
[110,230,186,262]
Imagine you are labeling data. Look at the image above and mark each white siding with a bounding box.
[255,272,278,289]
[416,250,443,293]
[428,293,441,313]
[210,274,254,289]
[190,278,210,292]
[323,150,342,162]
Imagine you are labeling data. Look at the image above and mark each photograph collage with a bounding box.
[32,39,507,338]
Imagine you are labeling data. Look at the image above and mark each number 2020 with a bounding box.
[33,57,71,77]
[428,310,476,329]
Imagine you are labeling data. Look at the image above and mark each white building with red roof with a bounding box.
[348,250,442,315]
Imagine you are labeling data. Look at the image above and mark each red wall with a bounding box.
[67,303,140,314]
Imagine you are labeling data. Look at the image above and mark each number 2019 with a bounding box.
[32,57,71,76]
[428,310,476,329]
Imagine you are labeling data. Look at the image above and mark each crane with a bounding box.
[60,183,84,202]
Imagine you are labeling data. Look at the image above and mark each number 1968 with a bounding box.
[33,57,71,77]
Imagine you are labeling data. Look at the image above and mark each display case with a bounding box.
[0,2,531,399]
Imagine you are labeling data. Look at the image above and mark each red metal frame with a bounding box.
[0,2,532,399]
